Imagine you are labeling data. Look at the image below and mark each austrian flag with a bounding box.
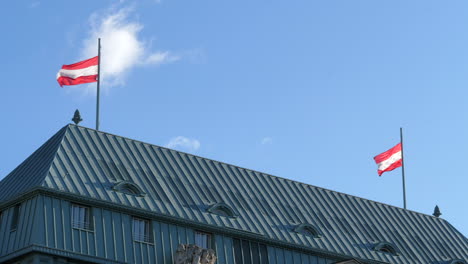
[57,56,99,87]
[374,143,402,176]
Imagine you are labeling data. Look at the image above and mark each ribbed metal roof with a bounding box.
[0,126,67,202]
[1,124,467,263]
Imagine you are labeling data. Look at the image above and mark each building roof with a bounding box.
[0,124,467,264]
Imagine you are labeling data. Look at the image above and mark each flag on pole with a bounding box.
[57,56,99,87]
[374,143,402,176]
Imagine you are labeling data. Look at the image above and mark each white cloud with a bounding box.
[28,2,40,8]
[261,137,273,145]
[166,136,201,151]
[81,7,178,87]
[144,51,180,65]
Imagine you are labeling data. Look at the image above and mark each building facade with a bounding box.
[0,124,466,264]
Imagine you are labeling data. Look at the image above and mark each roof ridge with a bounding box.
[38,125,71,187]
[70,124,440,220]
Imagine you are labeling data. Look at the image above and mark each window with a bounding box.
[133,217,152,243]
[112,181,146,197]
[195,231,212,249]
[71,204,92,230]
[121,185,139,195]
[294,223,322,238]
[300,226,319,237]
[373,242,400,256]
[233,238,268,264]
[207,203,237,218]
[10,204,20,231]
[449,260,467,264]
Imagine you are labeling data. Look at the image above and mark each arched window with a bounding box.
[112,181,146,197]
[373,242,400,256]
[294,223,322,238]
[449,260,467,264]
[207,203,237,218]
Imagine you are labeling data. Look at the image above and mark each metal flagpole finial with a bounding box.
[433,205,442,217]
[72,109,83,125]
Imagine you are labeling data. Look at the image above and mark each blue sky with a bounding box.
[1,0,467,237]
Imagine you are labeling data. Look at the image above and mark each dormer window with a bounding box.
[334,259,364,264]
[373,242,400,256]
[294,223,322,238]
[207,203,237,218]
[112,181,146,197]
[121,185,139,195]
[449,260,467,264]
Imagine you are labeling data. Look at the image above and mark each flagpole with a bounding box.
[400,127,407,209]
[96,38,101,131]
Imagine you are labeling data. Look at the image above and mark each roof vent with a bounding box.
[112,181,146,197]
[207,203,237,218]
[433,205,442,217]
[449,260,467,264]
[294,223,322,238]
[333,259,364,264]
[373,242,400,256]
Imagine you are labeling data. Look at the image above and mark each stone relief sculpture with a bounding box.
[174,244,217,264]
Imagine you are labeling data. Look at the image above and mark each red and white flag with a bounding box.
[374,143,402,176]
[57,56,99,87]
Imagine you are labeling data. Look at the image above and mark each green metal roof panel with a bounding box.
[0,126,67,202]
[1,124,467,263]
